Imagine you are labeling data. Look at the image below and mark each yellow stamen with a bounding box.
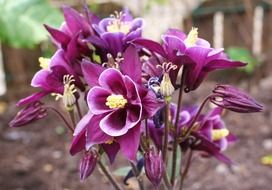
[106,94,127,109]
[105,139,114,144]
[211,129,229,141]
[160,73,175,97]
[39,57,50,70]
[184,27,198,47]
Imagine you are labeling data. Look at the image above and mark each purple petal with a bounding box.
[121,45,142,83]
[81,59,106,86]
[87,86,112,115]
[102,142,120,164]
[116,123,141,161]
[44,24,70,47]
[165,28,187,40]
[204,59,247,72]
[74,111,93,136]
[70,128,86,155]
[100,109,128,136]
[86,115,113,150]
[141,90,165,118]
[16,92,48,106]
[31,69,51,89]
[101,32,124,56]
[161,34,186,57]
[132,38,166,57]
[98,68,127,95]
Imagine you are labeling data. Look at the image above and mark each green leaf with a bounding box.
[0,0,63,48]
[226,47,259,74]
[113,166,131,176]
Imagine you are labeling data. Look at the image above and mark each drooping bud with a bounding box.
[144,147,164,188]
[210,84,263,113]
[9,101,47,127]
[79,150,98,181]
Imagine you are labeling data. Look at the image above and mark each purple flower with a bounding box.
[9,101,47,127]
[210,84,263,113]
[88,10,144,57]
[144,147,165,188]
[79,150,98,181]
[71,46,163,161]
[17,50,84,109]
[133,28,246,91]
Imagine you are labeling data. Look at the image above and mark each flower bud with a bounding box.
[79,151,98,181]
[210,85,263,113]
[9,101,47,127]
[144,147,164,187]
[160,73,175,97]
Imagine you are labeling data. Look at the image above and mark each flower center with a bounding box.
[106,12,131,34]
[184,27,198,47]
[39,57,50,70]
[211,128,229,141]
[106,94,127,109]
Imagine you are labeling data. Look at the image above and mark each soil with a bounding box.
[1,81,272,190]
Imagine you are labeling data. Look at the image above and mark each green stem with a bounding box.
[179,150,193,190]
[98,160,123,190]
[68,109,76,128]
[129,162,145,190]
[170,69,186,186]
[75,100,83,119]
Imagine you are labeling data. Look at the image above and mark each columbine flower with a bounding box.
[210,84,263,113]
[88,10,144,57]
[133,28,246,91]
[181,107,235,164]
[17,50,84,108]
[79,150,98,181]
[71,46,163,161]
[9,101,47,127]
[144,147,165,188]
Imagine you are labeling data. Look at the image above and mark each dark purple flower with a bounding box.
[88,10,144,57]
[79,150,98,181]
[144,147,165,188]
[17,50,84,109]
[133,28,246,91]
[71,46,164,161]
[9,101,47,127]
[210,84,263,113]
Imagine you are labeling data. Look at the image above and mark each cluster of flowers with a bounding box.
[10,5,263,190]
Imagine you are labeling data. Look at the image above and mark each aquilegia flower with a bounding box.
[210,84,263,113]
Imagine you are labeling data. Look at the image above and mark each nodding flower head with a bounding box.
[184,27,198,47]
[52,75,77,111]
[157,62,177,97]
[106,11,131,34]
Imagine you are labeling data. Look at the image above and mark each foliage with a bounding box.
[0,0,63,48]
[226,47,259,74]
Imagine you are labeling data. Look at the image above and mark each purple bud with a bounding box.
[144,147,164,187]
[9,101,47,127]
[210,85,263,113]
[79,150,98,181]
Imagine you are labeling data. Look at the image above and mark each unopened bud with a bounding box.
[79,151,98,181]
[144,147,164,187]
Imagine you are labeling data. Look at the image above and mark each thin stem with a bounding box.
[162,101,172,190]
[179,150,193,190]
[170,68,186,186]
[68,109,76,128]
[183,95,211,139]
[98,160,123,190]
[129,162,144,190]
[145,119,150,148]
[75,100,83,119]
[162,101,170,161]
[45,107,74,133]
